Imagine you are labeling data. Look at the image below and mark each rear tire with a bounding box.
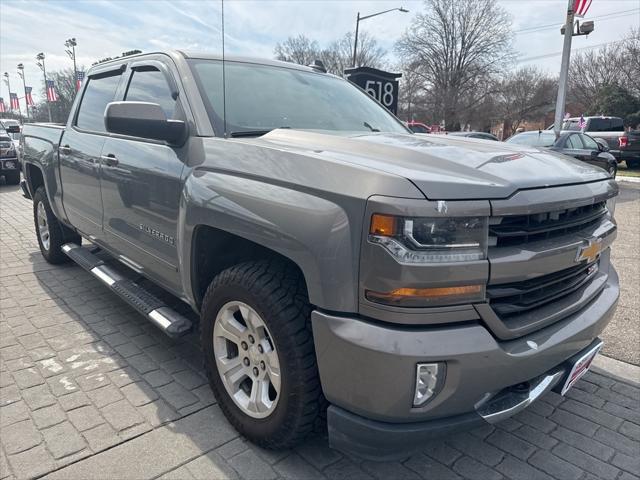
[33,187,80,264]
[200,259,323,449]
[626,159,640,170]
[4,171,20,185]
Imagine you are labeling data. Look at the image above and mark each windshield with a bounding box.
[189,59,408,136]
[506,132,556,147]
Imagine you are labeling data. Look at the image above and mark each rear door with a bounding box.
[99,58,188,290]
[59,66,125,239]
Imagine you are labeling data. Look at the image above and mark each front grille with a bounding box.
[487,261,599,318]
[490,202,606,247]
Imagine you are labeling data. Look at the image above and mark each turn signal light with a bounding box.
[369,214,399,236]
[366,284,484,307]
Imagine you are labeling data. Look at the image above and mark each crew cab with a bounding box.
[21,51,619,460]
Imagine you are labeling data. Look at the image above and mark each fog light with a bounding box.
[413,363,444,407]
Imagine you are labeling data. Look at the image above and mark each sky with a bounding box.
[0,0,638,105]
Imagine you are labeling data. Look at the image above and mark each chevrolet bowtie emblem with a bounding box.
[576,238,602,263]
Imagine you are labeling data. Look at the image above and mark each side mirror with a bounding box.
[590,150,600,157]
[5,125,20,133]
[104,102,187,145]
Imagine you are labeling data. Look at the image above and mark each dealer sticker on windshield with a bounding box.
[561,341,603,395]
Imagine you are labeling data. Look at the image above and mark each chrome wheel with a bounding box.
[213,301,281,418]
[37,202,50,251]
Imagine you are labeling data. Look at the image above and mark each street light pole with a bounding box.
[36,53,52,123]
[17,64,29,121]
[65,38,78,92]
[3,72,22,118]
[553,0,575,139]
[352,7,408,67]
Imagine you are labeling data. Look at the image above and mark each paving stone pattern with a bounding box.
[1,183,639,479]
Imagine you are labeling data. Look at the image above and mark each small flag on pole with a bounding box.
[25,87,34,106]
[578,115,586,130]
[9,93,19,110]
[46,80,58,102]
[573,0,593,18]
[76,71,85,91]
[0,98,5,113]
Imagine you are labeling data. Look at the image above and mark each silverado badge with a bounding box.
[576,237,602,263]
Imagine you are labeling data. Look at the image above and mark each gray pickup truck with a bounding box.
[21,51,619,460]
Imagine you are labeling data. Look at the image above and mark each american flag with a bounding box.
[573,0,593,18]
[9,93,19,110]
[46,80,58,102]
[25,86,34,106]
[76,71,85,91]
[578,115,586,130]
[0,98,5,113]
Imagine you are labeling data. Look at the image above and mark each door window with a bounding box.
[75,73,123,132]
[125,68,178,120]
[580,134,599,150]
[566,134,583,149]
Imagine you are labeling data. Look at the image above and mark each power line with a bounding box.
[514,8,639,34]
[516,40,624,63]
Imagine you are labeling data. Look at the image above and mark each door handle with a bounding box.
[59,144,71,154]
[101,154,119,167]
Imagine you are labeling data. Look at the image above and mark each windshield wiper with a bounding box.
[363,122,380,132]
[229,127,290,138]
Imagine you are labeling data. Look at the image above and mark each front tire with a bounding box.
[200,260,323,449]
[33,187,80,264]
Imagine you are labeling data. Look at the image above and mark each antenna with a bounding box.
[221,0,227,138]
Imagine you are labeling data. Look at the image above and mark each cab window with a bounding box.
[581,134,599,150]
[566,134,583,149]
[75,72,122,132]
[125,67,178,120]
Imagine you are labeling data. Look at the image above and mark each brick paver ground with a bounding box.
[1,181,639,480]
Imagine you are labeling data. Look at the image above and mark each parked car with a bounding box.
[446,131,499,141]
[559,116,640,168]
[506,130,617,177]
[21,51,619,460]
[407,121,431,133]
[0,130,20,184]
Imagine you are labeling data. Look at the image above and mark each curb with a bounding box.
[592,354,640,386]
[616,175,640,183]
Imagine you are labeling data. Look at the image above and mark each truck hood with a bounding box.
[249,130,609,200]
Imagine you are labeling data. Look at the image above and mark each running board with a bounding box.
[62,243,192,338]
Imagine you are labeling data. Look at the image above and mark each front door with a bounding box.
[59,69,124,238]
[99,62,186,290]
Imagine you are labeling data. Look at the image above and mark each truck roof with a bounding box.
[89,50,319,74]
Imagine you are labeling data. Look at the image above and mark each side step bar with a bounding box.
[62,243,192,338]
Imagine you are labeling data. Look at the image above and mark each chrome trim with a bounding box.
[91,267,116,286]
[148,309,173,329]
[476,370,564,424]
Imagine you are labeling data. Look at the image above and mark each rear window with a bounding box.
[588,118,624,132]
[409,124,429,134]
[506,132,555,147]
[76,72,122,132]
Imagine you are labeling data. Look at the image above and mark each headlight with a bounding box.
[368,214,488,263]
[606,197,616,217]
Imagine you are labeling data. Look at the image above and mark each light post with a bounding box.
[36,52,52,122]
[352,7,408,67]
[553,0,595,139]
[3,72,22,118]
[65,38,78,92]
[17,63,29,121]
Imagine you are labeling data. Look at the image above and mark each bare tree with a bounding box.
[396,0,514,130]
[568,45,624,112]
[274,35,321,66]
[499,67,556,133]
[31,68,80,123]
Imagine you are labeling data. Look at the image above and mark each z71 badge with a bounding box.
[139,224,175,246]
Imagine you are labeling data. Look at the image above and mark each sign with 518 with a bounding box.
[344,67,402,115]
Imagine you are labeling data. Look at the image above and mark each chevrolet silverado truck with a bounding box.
[21,51,619,460]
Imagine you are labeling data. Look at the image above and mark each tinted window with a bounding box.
[125,68,177,119]
[581,134,599,150]
[190,60,407,135]
[566,134,583,149]
[76,73,122,132]
[506,132,556,147]
[409,125,429,133]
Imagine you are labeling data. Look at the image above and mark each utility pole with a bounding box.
[17,64,29,121]
[3,72,22,119]
[36,52,52,122]
[65,38,78,92]
[553,0,575,139]
[352,7,408,67]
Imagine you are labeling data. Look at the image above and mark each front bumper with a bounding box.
[312,267,618,460]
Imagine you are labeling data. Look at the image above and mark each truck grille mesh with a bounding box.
[490,202,606,247]
[487,261,599,318]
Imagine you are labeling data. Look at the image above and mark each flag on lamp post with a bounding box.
[573,0,593,18]
[9,93,19,110]
[25,87,34,106]
[76,71,85,91]
[0,98,5,113]
[46,80,58,102]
